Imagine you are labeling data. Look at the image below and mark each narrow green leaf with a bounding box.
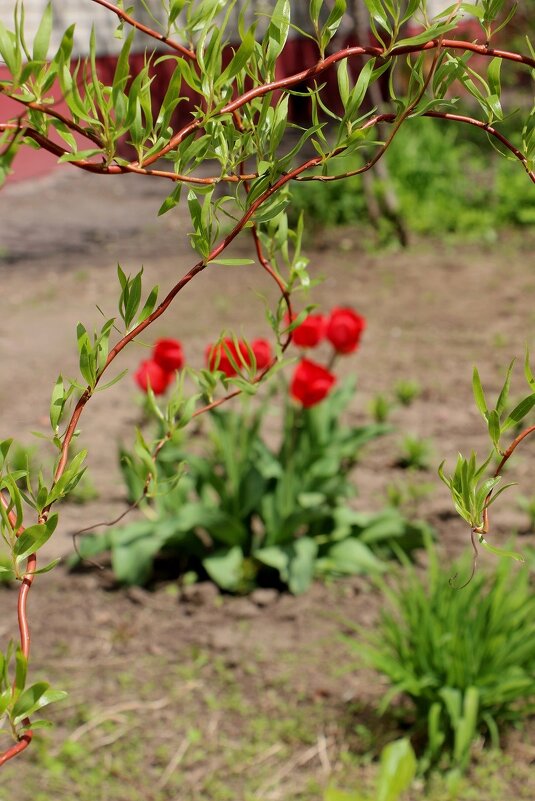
[32,2,52,62]
[97,369,129,392]
[472,367,487,417]
[502,394,535,431]
[487,409,501,447]
[12,682,67,724]
[525,349,535,388]
[479,537,524,563]
[50,375,65,430]
[496,359,514,417]
[14,515,58,563]
[220,28,255,83]
[14,648,27,696]
[158,184,182,217]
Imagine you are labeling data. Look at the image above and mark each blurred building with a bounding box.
[0,1,469,57]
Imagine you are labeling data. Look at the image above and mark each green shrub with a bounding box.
[350,549,535,775]
[397,435,433,471]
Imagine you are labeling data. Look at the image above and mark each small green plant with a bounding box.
[370,394,394,424]
[397,435,433,470]
[385,479,434,512]
[393,380,421,407]
[324,738,416,801]
[351,548,535,777]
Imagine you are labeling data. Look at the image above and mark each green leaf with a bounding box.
[362,0,391,32]
[487,57,502,98]
[58,149,103,163]
[321,538,385,576]
[320,0,346,52]
[14,648,27,697]
[392,19,460,50]
[309,0,323,27]
[487,409,500,447]
[0,22,19,76]
[0,438,13,469]
[337,61,350,108]
[27,558,61,576]
[288,537,318,595]
[137,284,159,325]
[14,515,58,563]
[32,2,52,62]
[157,184,182,217]
[479,537,525,563]
[525,349,535,389]
[377,738,417,801]
[343,58,376,122]
[220,28,255,83]
[169,0,186,25]
[472,367,487,417]
[495,359,514,417]
[265,0,290,68]
[203,546,243,591]
[12,682,67,724]
[50,375,65,430]
[502,394,535,431]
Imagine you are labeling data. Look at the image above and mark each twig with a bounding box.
[156,737,191,790]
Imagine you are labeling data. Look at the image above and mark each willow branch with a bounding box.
[0,496,36,766]
[89,0,196,60]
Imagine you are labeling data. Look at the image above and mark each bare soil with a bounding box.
[0,166,534,800]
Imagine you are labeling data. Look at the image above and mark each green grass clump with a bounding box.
[352,549,535,775]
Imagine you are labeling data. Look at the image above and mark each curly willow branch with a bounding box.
[1,3,534,766]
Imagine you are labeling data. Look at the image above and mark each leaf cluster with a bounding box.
[439,355,535,532]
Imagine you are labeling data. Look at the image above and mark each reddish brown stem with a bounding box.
[0,88,104,147]
[89,0,196,60]
[0,496,35,764]
[481,424,535,533]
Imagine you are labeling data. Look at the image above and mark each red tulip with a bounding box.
[326,308,366,354]
[134,359,173,395]
[153,338,184,372]
[205,338,249,377]
[288,312,326,348]
[290,359,336,408]
[251,338,272,370]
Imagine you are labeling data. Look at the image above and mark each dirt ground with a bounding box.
[0,166,534,800]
